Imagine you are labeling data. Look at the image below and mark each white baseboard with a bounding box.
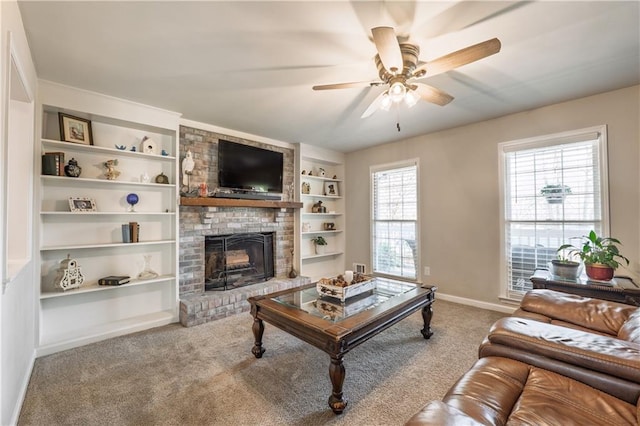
[9,348,36,426]
[436,292,518,315]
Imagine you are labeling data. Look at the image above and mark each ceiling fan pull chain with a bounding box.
[396,105,401,132]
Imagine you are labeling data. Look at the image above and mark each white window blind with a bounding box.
[371,161,418,280]
[501,127,608,297]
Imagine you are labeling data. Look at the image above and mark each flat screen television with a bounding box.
[218,140,284,194]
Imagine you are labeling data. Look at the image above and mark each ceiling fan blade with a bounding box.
[412,83,454,106]
[413,38,501,79]
[371,26,403,74]
[361,90,388,118]
[312,81,381,90]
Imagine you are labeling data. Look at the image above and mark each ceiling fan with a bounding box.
[313,27,501,119]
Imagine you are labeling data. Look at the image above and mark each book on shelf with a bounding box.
[98,275,130,286]
[129,222,139,243]
[42,152,64,176]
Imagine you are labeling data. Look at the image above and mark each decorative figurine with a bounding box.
[161,149,169,156]
[55,254,84,291]
[333,175,337,180]
[104,159,120,180]
[130,146,136,152]
[318,167,326,177]
[126,193,139,212]
[182,150,195,188]
[301,170,306,175]
[140,172,151,183]
[301,182,310,194]
[140,136,157,154]
[115,144,127,150]
[64,158,82,177]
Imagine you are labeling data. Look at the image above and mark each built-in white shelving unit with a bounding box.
[36,81,181,355]
[295,144,346,281]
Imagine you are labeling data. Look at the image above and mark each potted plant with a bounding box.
[540,184,571,204]
[550,251,581,280]
[311,236,328,255]
[558,230,629,281]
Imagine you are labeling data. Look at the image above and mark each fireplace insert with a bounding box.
[204,232,274,291]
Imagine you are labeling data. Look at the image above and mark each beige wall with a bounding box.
[345,85,640,305]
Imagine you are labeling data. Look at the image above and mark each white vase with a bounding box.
[315,245,326,255]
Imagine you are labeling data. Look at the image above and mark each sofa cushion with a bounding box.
[518,289,637,336]
[480,317,640,400]
[405,357,637,426]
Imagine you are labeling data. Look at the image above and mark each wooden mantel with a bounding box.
[180,197,303,209]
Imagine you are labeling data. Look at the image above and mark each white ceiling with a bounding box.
[18,1,640,152]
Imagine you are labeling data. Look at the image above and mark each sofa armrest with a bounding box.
[519,289,637,336]
[484,317,640,383]
[405,401,485,426]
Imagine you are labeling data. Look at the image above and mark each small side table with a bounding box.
[530,269,640,306]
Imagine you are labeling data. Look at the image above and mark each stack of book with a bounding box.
[98,275,130,286]
[41,152,65,176]
[121,222,140,243]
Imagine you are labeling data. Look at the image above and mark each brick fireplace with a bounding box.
[178,125,309,327]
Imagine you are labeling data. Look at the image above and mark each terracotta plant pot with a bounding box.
[585,263,614,281]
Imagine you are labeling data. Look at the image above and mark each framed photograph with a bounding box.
[324,181,339,197]
[59,113,93,145]
[68,197,97,212]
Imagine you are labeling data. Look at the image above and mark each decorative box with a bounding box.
[316,276,376,302]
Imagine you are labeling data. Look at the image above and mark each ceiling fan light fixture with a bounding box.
[404,89,419,108]
[380,92,392,111]
[389,81,406,103]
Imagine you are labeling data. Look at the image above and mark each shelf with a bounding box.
[301,230,342,235]
[42,139,175,160]
[180,197,302,209]
[300,193,342,200]
[41,211,175,216]
[301,212,342,217]
[301,251,344,260]
[40,275,175,299]
[300,174,342,182]
[41,239,175,251]
[41,175,175,188]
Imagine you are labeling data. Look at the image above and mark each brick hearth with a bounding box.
[179,276,310,327]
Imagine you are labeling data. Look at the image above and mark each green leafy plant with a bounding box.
[558,230,629,269]
[311,236,327,246]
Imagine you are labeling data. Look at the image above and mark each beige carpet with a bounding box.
[19,300,504,426]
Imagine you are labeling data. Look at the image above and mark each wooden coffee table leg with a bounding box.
[328,355,347,414]
[420,303,434,339]
[251,317,266,358]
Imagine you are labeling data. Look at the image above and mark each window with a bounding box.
[499,126,608,298]
[371,160,419,280]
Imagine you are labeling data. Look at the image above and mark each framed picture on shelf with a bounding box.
[59,113,93,145]
[68,197,97,212]
[324,181,339,196]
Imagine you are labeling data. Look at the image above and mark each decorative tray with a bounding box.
[314,294,379,320]
[316,273,375,302]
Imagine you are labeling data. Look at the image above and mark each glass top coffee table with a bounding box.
[248,277,437,414]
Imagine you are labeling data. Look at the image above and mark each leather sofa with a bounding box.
[406,290,640,425]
